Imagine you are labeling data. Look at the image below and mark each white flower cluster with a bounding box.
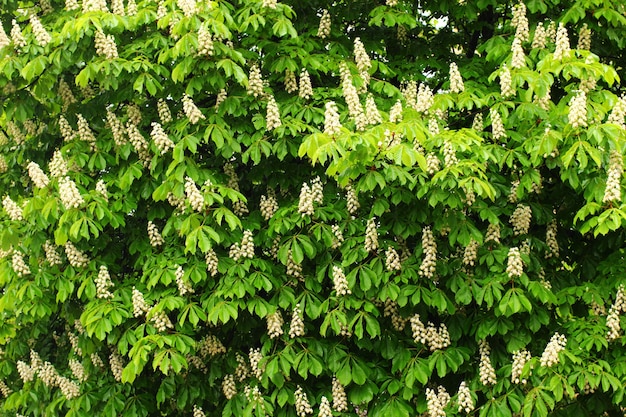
[354,37,371,90]
[68,331,82,356]
[426,386,450,417]
[215,88,227,108]
[384,299,407,331]
[426,153,441,175]
[224,163,248,216]
[185,176,205,212]
[267,311,284,339]
[266,95,282,131]
[463,239,479,267]
[532,22,547,49]
[132,287,150,317]
[415,83,434,113]
[232,229,254,261]
[235,353,249,380]
[82,0,107,12]
[7,121,25,144]
[508,180,519,203]
[197,26,214,56]
[111,0,125,14]
[317,9,331,38]
[332,376,348,411]
[568,90,587,128]
[0,380,11,398]
[294,386,313,417]
[57,376,80,400]
[69,358,86,382]
[540,332,567,367]
[206,249,219,276]
[332,265,351,296]
[545,220,559,258]
[490,108,506,140]
[577,23,591,50]
[457,381,474,413]
[289,303,305,338]
[511,36,526,69]
[554,23,570,60]
[3,195,23,221]
[511,1,529,41]
[11,20,27,50]
[58,80,76,111]
[419,226,437,279]
[198,335,226,358]
[94,179,108,201]
[510,204,531,235]
[330,224,344,249]
[298,177,323,216]
[410,315,450,350]
[299,69,313,100]
[90,353,104,369]
[346,184,359,214]
[0,156,7,173]
[248,348,264,379]
[317,396,332,417]
[511,349,532,384]
[106,110,127,147]
[95,265,114,299]
[284,69,297,93]
[150,122,174,155]
[443,140,457,166]
[193,405,205,417]
[478,339,497,385]
[262,0,277,8]
[222,374,237,399]
[175,266,194,296]
[365,94,382,126]
[150,307,174,332]
[607,95,626,128]
[12,252,31,276]
[500,64,514,98]
[29,14,51,47]
[109,352,124,382]
[603,149,622,203]
[43,240,62,265]
[65,241,90,268]
[389,100,403,123]
[39,361,59,387]
[385,247,402,271]
[449,63,464,93]
[17,360,35,382]
[506,247,523,278]
[247,64,264,98]
[177,0,197,17]
[94,29,118,59]
[364,217,379,253]
[147,221,164,247]
[59,176,84,209]
[182,94,206,124]
[607,285,626,341]
[77,114,97,149]
[285,250,303,279]
[0,24,10,49]
[339,62,366,131]
[157,99,173,124]
[260,190,278,220]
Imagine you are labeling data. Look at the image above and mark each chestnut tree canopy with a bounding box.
[1,0,626,417]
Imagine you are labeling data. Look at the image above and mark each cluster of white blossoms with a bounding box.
[193,405,205,417]
[215,88,227,108]
[553,23,571,60]
[68,331,82,356]
[299,69,313,100]
[339,62,366,131]
[364,217,379,253]
[490,108,506,140]
[12,252,31,277]
[332,376,348,411]
[205,248,219,276]
[385,247,402,271]
[353,37,371,90]
[43,240,62,265]
[175,266,194,296]
[150,307,174,332]
[182,94,206,124]
[508,180,519,203]
[147,221,164,247]
[383,299,407,331]
[57,376,80,400]
[177,0,197,17]
[69,358,86,382]
[426,153,440,175]
[410,315,451,350]
[330,224,344,249]
[298,177,324,216]
[266,95,282,130]
[457,381,474,413]
[3,195,23,221]
[443,140,457,167]
[511,36,525,69]
[106,109,127,147]
[94,179,108,201]
[157,99,173,124]
[284,69,298,93]
[184,176,204,212]
[478,340,497,385]
[0,380,11,398]
[248,348,264,379]
[316,396,332,417]
[197,335,226,358]
[540,332,567,367]
[511,349,532,384]
[17,360,35,382]
[150,122,174,154]
[58,80,77,111]
[90,353,105,369]
[77,114,97,149]
[222,374,237,399]
[449,63,464,93]
[389,100,403,123]
[127,103,142,125]
[7,120,26,144]
[234,353,249,380]
[332,265,351,296]
[419,226,437,279]
[506,247,523,278]
[294,386,313,417]
[223,163,247,216]
[247,64,265,98]
[0,23,10,49]
[94,29,118,59]
[0,156,7,173]
[58,176,84,209]
[230,230,255,261]
[568,90,587,128]
[266,311,284,339]
[29,14,51,47]
[606,285,626,341]
[511,1,529,41]
[197,26,214,56]
[11,20,27,50]
[109,352,124,382]
[289,303,305,338]
[260,190,279,220]
[414,83,434,113]
[111,0,125,14]
[577,23,591,50]
[532,22,547,49]
[603,149,623,203]
[131,287,150,317]
[463,239,479,267]
[426,386,450,417]
[59,116,76,142]
[65,241,90,268]
[510,204,532,235]
[317,9,331,38]
[39,361,59,387]
[345,184,360,214]
[95,265,114,299]
[500,64,514,98]
[607,95,626,128]
[82,0,107,12]
[365,94,382,125]
[545,220,559,258]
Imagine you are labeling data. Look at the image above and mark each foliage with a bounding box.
[0,1,626,417]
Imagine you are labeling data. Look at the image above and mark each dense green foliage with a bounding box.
[1,0,626,416]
